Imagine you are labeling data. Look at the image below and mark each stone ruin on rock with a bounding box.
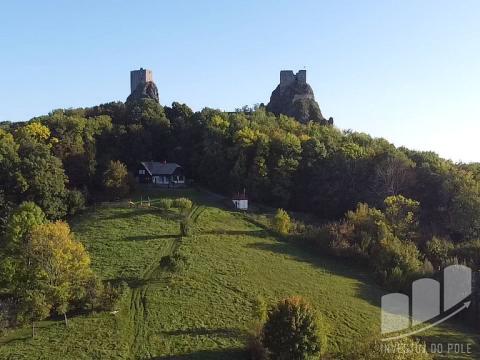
[266,70,332,125]
[126,68,159,103]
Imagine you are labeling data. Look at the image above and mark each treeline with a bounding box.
[1,98,480,245]
[1,98,480,268]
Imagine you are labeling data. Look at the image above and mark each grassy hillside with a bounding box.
[0,188,478,359]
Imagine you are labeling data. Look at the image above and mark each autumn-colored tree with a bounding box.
[384,195,420,242]
[16,122,53,144]
[24,221,93,326]
[272,208,291,235]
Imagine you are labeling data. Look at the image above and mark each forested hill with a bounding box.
[1,99,480,284]
[1,99,479,242]
[2,98,480,357]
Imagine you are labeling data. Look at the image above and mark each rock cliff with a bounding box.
[126,81,159,103]
[266,70,331,124]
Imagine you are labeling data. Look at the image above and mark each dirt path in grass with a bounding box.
[128,238,178,359]
[127,204,205,359]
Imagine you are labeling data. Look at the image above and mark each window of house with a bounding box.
[139,169,146,175]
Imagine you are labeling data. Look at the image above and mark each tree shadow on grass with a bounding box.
[124,234,179,241]
[150,348,246,360]
[244,241,386,307]
[0,321,58,345]
[98,208,158,220]
[201,229,267,237]
[162,327,246,338]
[106,274,170,289]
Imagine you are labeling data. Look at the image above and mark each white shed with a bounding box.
[232,192,248,210]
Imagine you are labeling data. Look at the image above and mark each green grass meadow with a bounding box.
[0,188,478,359]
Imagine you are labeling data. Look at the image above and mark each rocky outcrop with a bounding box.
[267,71,331,124]
[126,81,159,103]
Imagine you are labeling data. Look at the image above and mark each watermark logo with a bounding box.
[381,265,472,341]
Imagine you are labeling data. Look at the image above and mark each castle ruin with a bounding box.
[127,68,159,103]
[130,68,153,93]
[280,70,307,87]
[267,69,331,124]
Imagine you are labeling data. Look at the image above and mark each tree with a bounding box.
[16,122,53,145]
[371,232,422,289]
[384,195,420,242]
[0,129,24,231]
[262,296,326,359]
[103,160,130,200]
[3,201,46,253]
[44,114,112,189]
[371,153,415,202]
[17,138,68,219]
[426,237,454,269]
[272,208,291,235]
[18,290,51,338]
[23,222,93,326]
[66,189,86,216]
[447,169,480,241]
[329,203,387,258]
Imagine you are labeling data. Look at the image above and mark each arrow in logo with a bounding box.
[382,301,471,342]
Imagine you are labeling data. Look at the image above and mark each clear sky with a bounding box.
[1,0,479,162]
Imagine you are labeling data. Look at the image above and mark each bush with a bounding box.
[253,295,267,323]
[450,240,480,270]
[66,189,86,216]
[384,195,420,242]
[246,325,268,360]
[160,252,189,272]
[0,309,9,336]
[262,296,327,359]
[371,233,422,289]
[82,275,103,311]
[180,217,192,237]
[173,197,192,210]
[97,282,127,311]
[272,208,291,235]
[345,203,387,253]
[158,198,173,210]
[425,237,454,270]
[328,203,387,259]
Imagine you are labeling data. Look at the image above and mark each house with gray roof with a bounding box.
[137,161,186,187]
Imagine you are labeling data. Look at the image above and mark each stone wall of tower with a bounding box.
[280,70,295,87]
[279,70,307,87]
[130,68,153,93]
[296,70,306,84]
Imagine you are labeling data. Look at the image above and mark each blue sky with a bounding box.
[1,0,479,162]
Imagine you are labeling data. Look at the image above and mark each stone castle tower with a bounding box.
[127,68,159,103]
[130,68,153,93]
[280,70,307,87]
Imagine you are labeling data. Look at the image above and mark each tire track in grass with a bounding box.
[129,238,178,359]
[129,204,204,359]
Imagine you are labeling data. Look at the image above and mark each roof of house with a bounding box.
[232,193,248,200]
[141,162,182,175]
